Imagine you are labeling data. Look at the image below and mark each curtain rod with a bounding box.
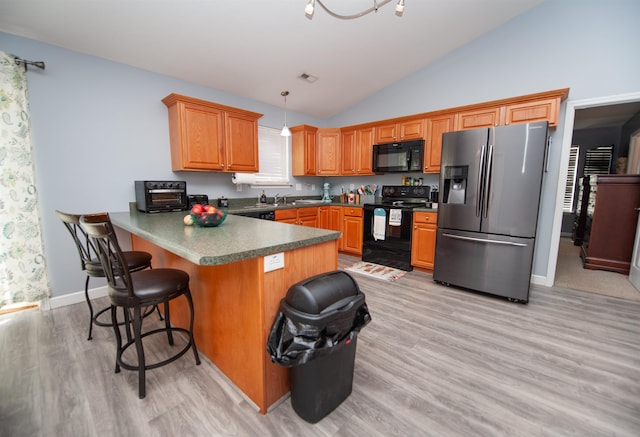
[14,57,46,70]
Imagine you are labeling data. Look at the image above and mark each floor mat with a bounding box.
[344,261,407,282]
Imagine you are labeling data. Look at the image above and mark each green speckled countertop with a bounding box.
[110,209,341,266]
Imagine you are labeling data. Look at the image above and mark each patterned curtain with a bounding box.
[0,52,50,308]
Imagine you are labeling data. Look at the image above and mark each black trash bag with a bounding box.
[267,287,371,368]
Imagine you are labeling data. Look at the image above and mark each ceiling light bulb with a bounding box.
[395,0,405,13]
[305,0,315,16]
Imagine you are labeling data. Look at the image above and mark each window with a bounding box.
[563,146,579,212]
[563,145,613,213]
[584,145,613,175]
[252,126,291,187]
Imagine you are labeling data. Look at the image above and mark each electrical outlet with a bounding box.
[296,183,302,191]
[236,183,242,192]
[349,184,355,191]
[311,184,315,191]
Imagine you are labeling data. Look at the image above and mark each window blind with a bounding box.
[584,145,613,175]
[252,126,291,187]
[563,146,579,212]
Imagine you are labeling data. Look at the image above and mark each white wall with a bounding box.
[1,0,638,301]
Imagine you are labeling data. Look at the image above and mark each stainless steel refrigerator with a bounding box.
[433,121,548,303]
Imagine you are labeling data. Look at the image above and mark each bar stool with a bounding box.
[55,210,155,340]
[81,212,201,399]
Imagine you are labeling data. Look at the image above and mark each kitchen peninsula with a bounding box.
[109,209,341,413]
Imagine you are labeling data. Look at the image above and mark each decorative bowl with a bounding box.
[190,210,227,227]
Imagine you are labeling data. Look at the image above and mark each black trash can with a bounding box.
[267,270,371,423]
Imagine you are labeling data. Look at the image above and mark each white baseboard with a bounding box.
[43,286,109,311]
[531,274,550,287]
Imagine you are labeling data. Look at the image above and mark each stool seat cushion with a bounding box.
[109,268,190,306]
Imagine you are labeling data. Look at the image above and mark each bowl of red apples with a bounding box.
[185,203,227,227]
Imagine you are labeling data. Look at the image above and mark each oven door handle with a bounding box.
[442,233,527,247]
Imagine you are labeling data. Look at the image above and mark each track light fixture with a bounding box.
[305,0,406,20]
[280,91,291,137]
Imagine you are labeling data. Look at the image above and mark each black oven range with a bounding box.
[362,185,431,271]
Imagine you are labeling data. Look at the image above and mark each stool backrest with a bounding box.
[55,210,101,273]
[81,213,133,297]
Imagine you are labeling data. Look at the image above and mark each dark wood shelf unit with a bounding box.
[580,174,640,274]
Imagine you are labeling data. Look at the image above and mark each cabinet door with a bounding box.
[357,127,375,175]
[399,119,424,140]
[411,212,438,269]
[318,206,331,229]
[291,125,317,176]
[375,122,397,143]
[330,206,344,250]
[317,128,341,175]
[275,209,297,224]
[341,129,357,175]
[455,107,502,130]
[504,98,559,126]
[343,215,363,255]
[178,101,225,171]
[298,207,319,227]
[342,207,363,255]
[424,114,454,174]
[225,111,259,172]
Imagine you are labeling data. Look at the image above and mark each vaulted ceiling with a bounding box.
[0,0,543,119]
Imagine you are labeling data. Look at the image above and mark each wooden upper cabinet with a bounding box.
[317,128,341,175]
[341,126,375,175]
[454,107,502,130]
[375,119,424,143]
[455,91,566,130]
[291,125,318,176]
[424,114,454,174]
[162,93,262,172]
[225,111,260,172]
[357,127,375,175]
[504,98,559,126]
[340,129,357,175]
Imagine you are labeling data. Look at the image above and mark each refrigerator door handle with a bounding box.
[442,232,528,247]
[483,143,493,218]
[476,144,486,217]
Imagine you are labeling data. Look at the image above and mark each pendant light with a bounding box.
[280,91,291,137]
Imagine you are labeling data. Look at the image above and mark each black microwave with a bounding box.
[135,180,188,213]
[372,139,424,173]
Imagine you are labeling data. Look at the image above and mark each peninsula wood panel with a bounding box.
[131,235,338,414]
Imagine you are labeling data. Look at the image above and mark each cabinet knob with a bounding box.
[221,164,224,168]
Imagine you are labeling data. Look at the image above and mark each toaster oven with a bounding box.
[135,180,188,213]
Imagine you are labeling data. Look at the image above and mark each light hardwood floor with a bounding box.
[1,254,639,436]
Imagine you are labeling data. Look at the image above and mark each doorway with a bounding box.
[548,92,640,299]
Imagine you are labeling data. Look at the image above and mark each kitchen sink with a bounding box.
[293,199,325,205]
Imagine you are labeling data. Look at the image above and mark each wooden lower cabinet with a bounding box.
[298,207,319,227]
[342,207,363,255]
[275,207,319,227]
[411,212,438,270]
[274,208,297,224]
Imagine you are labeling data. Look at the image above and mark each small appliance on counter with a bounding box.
[135,180,188,213]
[188,194,209,208]
[217,197,229,208]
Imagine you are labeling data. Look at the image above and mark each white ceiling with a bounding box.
[0,0,544,119]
